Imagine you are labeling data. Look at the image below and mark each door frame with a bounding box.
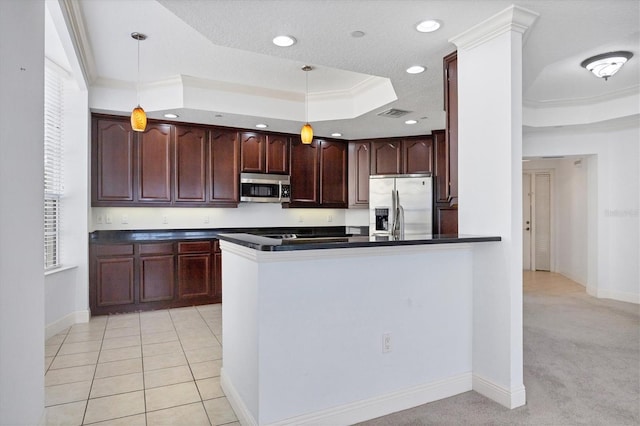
[523,168,555,272]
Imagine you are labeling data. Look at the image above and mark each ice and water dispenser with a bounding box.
[374,208,390,232]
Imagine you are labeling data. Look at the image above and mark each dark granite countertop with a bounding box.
[89,226,368,243]
[217,233,501,251]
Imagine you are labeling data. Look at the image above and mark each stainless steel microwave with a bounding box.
[240,173,291,203]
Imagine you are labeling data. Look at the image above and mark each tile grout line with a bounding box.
[79,316,107,426]
[170,307,214,426]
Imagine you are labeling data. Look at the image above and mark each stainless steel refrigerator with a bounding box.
[369,174,432,238]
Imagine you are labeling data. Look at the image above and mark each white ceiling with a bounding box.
[54,0,639,140]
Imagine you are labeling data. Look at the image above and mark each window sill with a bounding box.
[45,264,78,276]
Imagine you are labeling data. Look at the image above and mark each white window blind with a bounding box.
[44,64,64,269]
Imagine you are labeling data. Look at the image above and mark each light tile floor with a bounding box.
[45,304,239,426]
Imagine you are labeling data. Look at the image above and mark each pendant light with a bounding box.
[130,32,147,132]
[300,65,313,144]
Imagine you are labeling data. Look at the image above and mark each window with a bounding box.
[44,64,64,269]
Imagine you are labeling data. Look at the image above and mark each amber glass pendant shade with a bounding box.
[301,123,313,144]
[131,105,147,132]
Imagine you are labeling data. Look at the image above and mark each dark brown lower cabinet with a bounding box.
[178,241,214,300]
[90,239,221,315]
[140,243,174,302]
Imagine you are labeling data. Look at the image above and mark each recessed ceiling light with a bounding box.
[214,114,223,118]
[406,65,426,74]
[416,20,441,33]
[255,123,268,129]
[331,132,343,137]
[350,30,365,38]
[272,35,296,47]
[163,113,179,119]
[405,119,418,125]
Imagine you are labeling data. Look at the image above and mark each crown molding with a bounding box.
[524,85,640,108]
[449,5,539,51]
[58,0,96,84]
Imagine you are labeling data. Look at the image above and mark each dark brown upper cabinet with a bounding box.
[92,117,135,205]
[209,128,240,206]
[289,138,347,208]
[370,140,402,175]
[444,51,458,207]
[137,123,172,204]
[240,132,290,175]
[289,139,320,206]
[240,132,265,173]
[402,137,433,174]
[319,140,348,207]
[265,135,290,174]
[174,125,207,203]
[348,141,370,208]
[370,137,433,176]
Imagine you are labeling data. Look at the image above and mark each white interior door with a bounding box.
[534,173,551,271]
[523,173,532,270]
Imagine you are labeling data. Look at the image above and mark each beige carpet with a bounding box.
[359,271,640,425]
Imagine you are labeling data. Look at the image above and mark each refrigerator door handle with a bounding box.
[393,189,402,239]
[398,202,405,238]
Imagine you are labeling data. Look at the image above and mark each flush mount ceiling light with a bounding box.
[580,51,633,81]
[130,32,147,132]
[273,35,296,47]
[405,119,418,125]
[406,65,426,74]
[163,113,178,119]
[256,123,268,129]
[416,20,440,33]
[300,65,314,144]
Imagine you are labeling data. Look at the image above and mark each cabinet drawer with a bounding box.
[139,242,174,256]
[178,241,211,254]
[94,244,134,257]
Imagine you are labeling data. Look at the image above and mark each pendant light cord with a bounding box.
[136,37,140,106]
[305,69,308,123]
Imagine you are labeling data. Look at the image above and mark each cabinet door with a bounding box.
[371,140,402,175]
[213,240,222,298]
[348,142,370,208]
[433,130,449,203]
[138,123,172,202]
[290,139,319,206]
[402,137,433,174]
[444,51,458,206]
[210,130,240,205]
[96,257,135,307]
[178,254,212,298]
[435,205,458,235]
[140,255,175,302]
[92,117,134,203]
[266,135,290,174]
[319,140,348,207]
[240,132,265,173]
[175,126,207,203]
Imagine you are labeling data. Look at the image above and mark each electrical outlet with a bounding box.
[327,215,333,223]
[204,216,210,224]
[96,215,103,224]
[121,215,128,224]
[298,215,304,223]
[105,214,112,224]
[162,215,168,224]
[382,333,392,353]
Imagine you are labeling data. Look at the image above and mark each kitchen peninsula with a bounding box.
[216,233,500,425]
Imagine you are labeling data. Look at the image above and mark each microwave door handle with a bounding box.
[278,181,282,201]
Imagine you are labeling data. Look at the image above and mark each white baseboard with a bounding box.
[220,368,257,426]
[596,288,640,304]
[222,369,472,426]
[45,310,90,340]
[472,374,526,409]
